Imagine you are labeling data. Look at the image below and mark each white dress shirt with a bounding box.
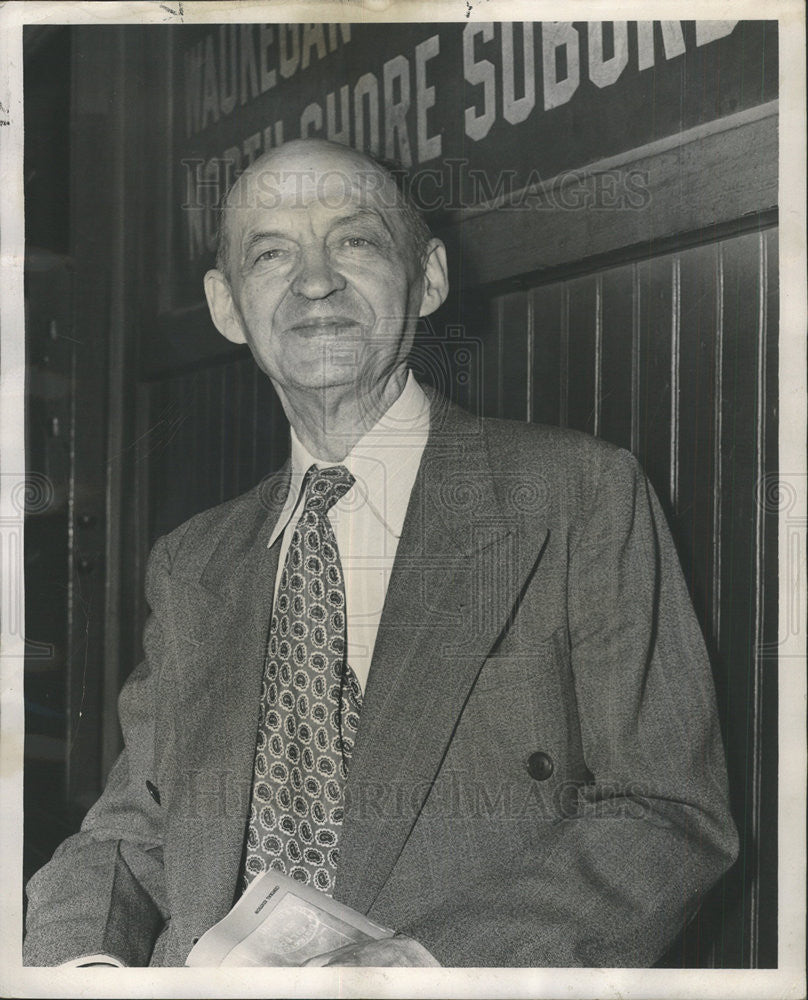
[267,371,431,694]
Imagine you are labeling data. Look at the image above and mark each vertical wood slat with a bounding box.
[257,364,275,473]
[669,240,722,968]
[636,255,674,505]
[715,230,765,967]
[599,263,634,451]
[231,360,248,498]
[530,284,564,426]
[234,360,248,496]
[631,263,641,455]
[218,366,227,504]
[498,292,530,421]
[496,297,504,419]
[214,368,225,506]
[712,244,725,644]
[749,230,769,969]
[251,363,260,485]
[525,292,535,424]
[200,370,215,514]
[481,297,502,420]
[566,275,598,435]
[222,364,234,502]
[676,243,720,642]
[757,226,779,968]
[560,284,569,428]
[593,275,603,437]
[132,381,151,629]
[670,257,681,511]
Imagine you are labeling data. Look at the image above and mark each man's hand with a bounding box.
[304,933,440,967]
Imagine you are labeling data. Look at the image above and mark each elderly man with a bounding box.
[24,138,738,968]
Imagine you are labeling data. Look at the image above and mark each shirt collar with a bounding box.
[268,371,430,547]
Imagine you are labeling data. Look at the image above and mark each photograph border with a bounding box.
[1,2,805,998]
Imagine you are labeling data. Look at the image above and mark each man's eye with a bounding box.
[256,248,284,262]
[344,237,372,248]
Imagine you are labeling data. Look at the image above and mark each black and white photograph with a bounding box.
[0,2,805,997]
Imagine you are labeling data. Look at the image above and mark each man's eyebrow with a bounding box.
[241,230,292,257]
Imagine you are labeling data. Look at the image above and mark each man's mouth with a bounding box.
[287,317,361,335]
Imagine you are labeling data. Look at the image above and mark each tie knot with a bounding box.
[303,465,355,514]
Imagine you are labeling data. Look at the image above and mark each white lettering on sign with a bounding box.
[184,165,204,261]
[301,23,328,70]
[588,22,628,89]
[501,22,535,125]
[240,24,259,105]
[183,22,351,138]
[461,22,735,137]
[637,21,687,70]
[279,24,300,80]
[327,86,350,145]
[263,120,284,151]
[695,21,738,46]
[384,55,412,163]
[203,158,219,251]
[415,35,441,162]
[183,45,202,137]
[201,34,219,127]
[463,22,496,142]
[542,23,580,111]
[354,72,380,156]
[219,26,237,115]
[243,130,262,164]
[300,101,323,137]
[272,44,440,168]
[258,25,277,93]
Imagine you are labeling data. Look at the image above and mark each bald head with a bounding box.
[202,136,449,410]
[216,139,431,284]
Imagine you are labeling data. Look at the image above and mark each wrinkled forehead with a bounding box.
[226,155,404,233]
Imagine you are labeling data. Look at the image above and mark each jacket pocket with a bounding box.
[471,623,570,692]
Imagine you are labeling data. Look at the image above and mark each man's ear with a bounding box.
[204,269,247,345]
[418,238,449,318]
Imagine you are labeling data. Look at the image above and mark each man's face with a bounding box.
[210,143,437,398]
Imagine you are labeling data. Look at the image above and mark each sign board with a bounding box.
[170,20,777,309]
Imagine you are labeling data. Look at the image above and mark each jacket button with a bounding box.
[527,751,554,781]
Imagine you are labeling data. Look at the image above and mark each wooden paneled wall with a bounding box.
[474,227,779,968]
[146,360,288,542]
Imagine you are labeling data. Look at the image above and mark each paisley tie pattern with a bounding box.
[243,465,362,895]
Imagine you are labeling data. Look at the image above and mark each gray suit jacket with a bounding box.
[24,394,738,967]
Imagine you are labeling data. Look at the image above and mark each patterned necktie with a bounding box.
[243,464,362,895]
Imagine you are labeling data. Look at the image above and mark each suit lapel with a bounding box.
[335,400,549,914]
[166,464,291,928]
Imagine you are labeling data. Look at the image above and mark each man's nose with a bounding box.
[290,246,346,299]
